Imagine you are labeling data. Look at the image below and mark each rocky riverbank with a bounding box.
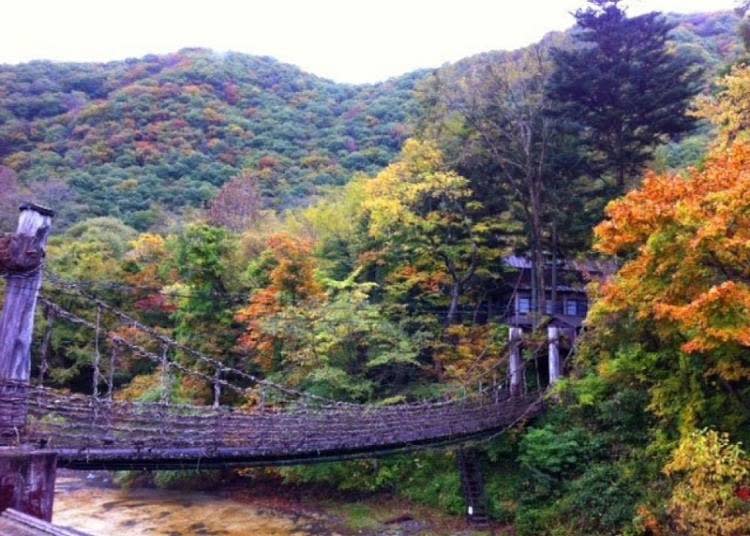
[52,471,503,536]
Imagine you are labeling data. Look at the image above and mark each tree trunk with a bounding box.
[531,237,545,327]
[446,281,462,325]
[529,183,546,326]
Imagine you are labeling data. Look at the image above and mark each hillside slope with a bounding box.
[0,49,426,228]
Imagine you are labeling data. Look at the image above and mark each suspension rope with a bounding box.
[160,344,171,406]
[92,306,102,400]
[38,303,55,386]
[40,270,554,408]
[107,343,117,401]
[38,297,251,400]
[42,277,354,407]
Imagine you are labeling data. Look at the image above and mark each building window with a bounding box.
[565,299,588,317]
[517,296,531,314]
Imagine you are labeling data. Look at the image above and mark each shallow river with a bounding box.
[53,473,339,536]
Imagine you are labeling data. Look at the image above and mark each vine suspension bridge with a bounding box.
[0,204,561,529]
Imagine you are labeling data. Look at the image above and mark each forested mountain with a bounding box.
[0,49,425,228]
[668,10,744,68]
[0,11,741,230]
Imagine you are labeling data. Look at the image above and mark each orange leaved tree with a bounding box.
[235,233,323,371]
[590,142,750,436]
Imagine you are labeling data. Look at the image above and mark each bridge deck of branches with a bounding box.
[0,381,542,470]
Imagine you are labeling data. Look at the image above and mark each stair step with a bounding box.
[458,449,490,527]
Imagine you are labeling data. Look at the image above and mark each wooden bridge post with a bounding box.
[0,203,54,384]
[0,205,57,524]
[548,326,561,385]
[509,327,523,397]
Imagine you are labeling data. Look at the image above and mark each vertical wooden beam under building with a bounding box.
[548,326,561,385]
[509,327,523,397]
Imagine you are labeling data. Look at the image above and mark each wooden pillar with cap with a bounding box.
[0,203,55,384]
[0,204,58,523]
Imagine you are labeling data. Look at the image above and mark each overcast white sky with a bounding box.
[0,0,738,83]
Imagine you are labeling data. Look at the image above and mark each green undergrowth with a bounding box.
[275,386,664,536]
[113,468,225,491]
[280,453,466,516]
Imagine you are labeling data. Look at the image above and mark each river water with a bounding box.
[52,473,340,536]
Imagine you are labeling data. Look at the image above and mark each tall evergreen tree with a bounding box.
[548,0,703,193]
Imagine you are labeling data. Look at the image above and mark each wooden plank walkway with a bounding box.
[0,509,90,536]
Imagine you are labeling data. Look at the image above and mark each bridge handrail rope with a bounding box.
[43,273,367,407]
[40,283,353,407]
[41,273,522,408]
[38,298,250,398]
[39,295,536,416]
[38,296,512,411]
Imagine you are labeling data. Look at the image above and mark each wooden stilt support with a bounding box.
[548,326,561,385]
[509,327,523,397]
[0,204,54,435]
[0,205,56,524]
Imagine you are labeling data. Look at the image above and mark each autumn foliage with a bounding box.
[594,142,750,380]
[235,233,323,370]
[664,429,750,535]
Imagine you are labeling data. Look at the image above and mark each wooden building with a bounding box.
[502,255,614,391]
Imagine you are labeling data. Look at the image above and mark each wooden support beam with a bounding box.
[0,204,54,435]
[548,326,561,385]
[509,327,523,397]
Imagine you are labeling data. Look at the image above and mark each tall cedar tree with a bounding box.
[418,42,588,320]
[548,0,703,193]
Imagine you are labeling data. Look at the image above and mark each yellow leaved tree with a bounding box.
[664,429,750,535]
